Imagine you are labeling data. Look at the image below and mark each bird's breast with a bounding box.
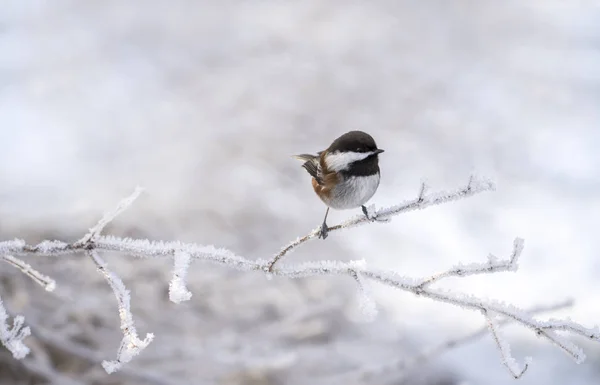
[321,173,380,210]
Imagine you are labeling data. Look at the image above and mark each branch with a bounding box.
[74,186,144,247]
[265,175,495,272]
[2,175,599,379]
[0,188,154,373]
[485,310,530,378]
[415,238,524,289]
[87,249,154,373]
[1,254,56,292]
[350,298,573,382]
[349,262,378,322]
[0,296,30,359]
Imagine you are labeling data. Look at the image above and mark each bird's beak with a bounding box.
[374,149,385,154]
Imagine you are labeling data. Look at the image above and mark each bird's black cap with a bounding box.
[327,131,380,153]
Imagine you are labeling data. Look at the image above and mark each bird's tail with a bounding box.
[292,154,320,182]
[292,154,318,162]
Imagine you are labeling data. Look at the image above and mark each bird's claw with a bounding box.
[318,222,329,239]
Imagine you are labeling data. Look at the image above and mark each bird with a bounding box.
[294,130,384,239]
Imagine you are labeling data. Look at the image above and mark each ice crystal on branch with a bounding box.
[0,298,31,359]
[169,251,192,303]
[351,270,378,322]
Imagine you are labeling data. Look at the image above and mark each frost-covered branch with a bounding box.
[87,249,154,374]
[74,186,144,247]
[1,176,599,379]
[0,251,55,360]
[349,262,378,322]
[0,188,154,374]
[415,238,524,289]
[266,175,496,271]
[0,297,31,359]
[1,254,56,292]
[350,298,573,382]
[485,310,530,378]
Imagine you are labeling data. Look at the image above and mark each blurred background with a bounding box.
[1,1,600,384]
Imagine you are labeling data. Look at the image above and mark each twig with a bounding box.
[349,266,378,322]
[485,310,530,378]
[0,296,31,359]
[1,254,56,291]
[74,186,144,247]
[415,238,524,289]
[87,250,154,374]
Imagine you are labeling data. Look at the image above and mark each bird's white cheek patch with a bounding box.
[325,151,372,171]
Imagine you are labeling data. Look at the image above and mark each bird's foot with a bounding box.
[318,222,329,239]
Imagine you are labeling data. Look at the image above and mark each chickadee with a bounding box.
[294,130,384,239]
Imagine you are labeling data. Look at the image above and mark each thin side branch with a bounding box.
[415,238,524,290]
[87,249,154,373]
[485,310,530,378]
[0,297,31,359]
[75,186,144,247]
[350,265,378,322]
[1,254,55,292]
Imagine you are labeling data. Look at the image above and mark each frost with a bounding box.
[35,240,69,254]
[76,186,144,246]
[348,259,367,270]
[0,239,26,255]
[1,254,56,291]
[361,174,496,226]
[354,299,574,380]
[95,236,248,269]
[416,238,524,288]
[352,271,378,322]
[0,297,31,359]
[88,250,153,373]
[485,311,529,378]
[101,331,155,374]
[169,252,192,303]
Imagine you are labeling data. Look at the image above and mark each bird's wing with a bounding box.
[293,153,323,185]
